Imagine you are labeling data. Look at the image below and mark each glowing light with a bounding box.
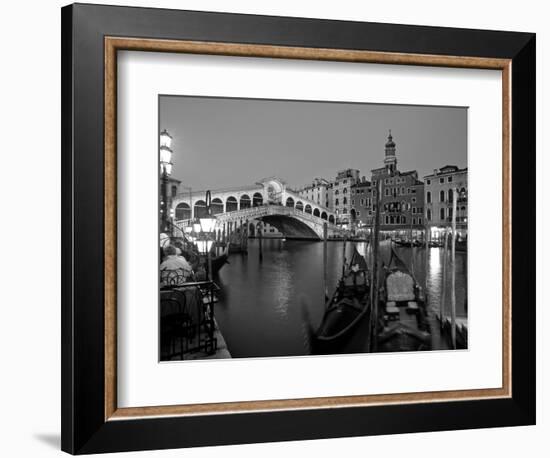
[199,216,217,233]
[196,239,214,254]
[160,129,172,148]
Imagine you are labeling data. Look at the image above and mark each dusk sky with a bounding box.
[160,96,467,191]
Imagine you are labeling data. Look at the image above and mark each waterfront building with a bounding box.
[366,131,425,235]
[350,177,373,232]
[423,165,468,240]
[165,176,182,223]
[332,168,360,227]
[295,177,332,209]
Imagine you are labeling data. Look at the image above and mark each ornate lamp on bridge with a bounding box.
[196,190,217,280]
[159,129,173,234]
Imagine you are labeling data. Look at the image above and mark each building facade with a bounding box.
[295,177,332,209]
[332,168,360,226]
[350,178,373,230]
[423,165,468,240]
[349,131,425,235]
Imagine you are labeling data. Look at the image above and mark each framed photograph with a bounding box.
[61,3,536,454]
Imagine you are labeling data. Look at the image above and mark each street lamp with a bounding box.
[159,129,173,234]
[196,190,217,280]
[199,190,217,233]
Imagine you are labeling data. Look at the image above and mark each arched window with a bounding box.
[427,209,432,221]
[240,194,251,209]
[440,190,445,203]
[175,202,191,220]
[285,197,294,207]
[335,198,339,206]
[194,200,207,218]
[252,192,263,207]
[211,198,224,215]
[440,208,445,221]
[342,208,347,214]
[448,189,454,203]
[226,196,238,212]
[343,197,347,205]
[343,188,347,194]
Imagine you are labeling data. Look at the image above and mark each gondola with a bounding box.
[394,239,422,248]
[311,248,371,355]
[376,245,432,352]
[210,249,229,275]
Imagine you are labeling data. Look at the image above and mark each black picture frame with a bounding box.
[61,3,535,454]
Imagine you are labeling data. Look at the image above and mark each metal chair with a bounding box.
[160,290,196,359]
[160,268,187,287]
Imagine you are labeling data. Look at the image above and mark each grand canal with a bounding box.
[214,239,467,358]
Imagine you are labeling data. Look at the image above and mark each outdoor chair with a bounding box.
[160,290,196,359]
[160,268,188,287]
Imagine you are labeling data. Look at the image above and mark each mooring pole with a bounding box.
[441,228,448,329]
[341,236,347,279]
[370,180,382,352]
[258,221,263,262]
[450,188,458,349]
[323,222,328,305]
[424,222,430,291]
[410,211,414,276]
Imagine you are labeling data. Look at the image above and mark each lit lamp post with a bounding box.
[159,129,173,234]
[196,190,217,280]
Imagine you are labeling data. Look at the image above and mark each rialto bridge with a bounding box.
[171,178,342,240]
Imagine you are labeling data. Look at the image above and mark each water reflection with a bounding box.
[215,239,467,358]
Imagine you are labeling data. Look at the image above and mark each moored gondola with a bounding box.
[311,248,371,355]
[376,245,432,352]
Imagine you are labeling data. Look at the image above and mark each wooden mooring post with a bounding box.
[258,221,263,262]
[369,180,382,352]
[424,224,430,291]
[441,229,448,328]
[323,222,328,304]
[450,188,458,349]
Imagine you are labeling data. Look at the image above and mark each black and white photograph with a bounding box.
[158,96,468,361]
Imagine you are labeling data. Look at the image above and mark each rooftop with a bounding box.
[423,165,468,178]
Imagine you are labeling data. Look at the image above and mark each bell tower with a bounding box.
[384,130,397,174]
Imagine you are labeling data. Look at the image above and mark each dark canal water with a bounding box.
[215,239,467,358]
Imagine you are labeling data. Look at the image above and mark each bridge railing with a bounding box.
[215,204,341,229]
[284,190,332,214]
[174,204,346,234]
